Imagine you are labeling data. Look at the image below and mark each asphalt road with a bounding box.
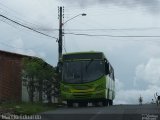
[41,104,160,120]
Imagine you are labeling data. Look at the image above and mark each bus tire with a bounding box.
[67,101,73,107]
[92,102,99,107]
[103,100,109,106]
[79,102,88,107]
[109,100,113,106]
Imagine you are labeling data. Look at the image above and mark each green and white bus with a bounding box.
[61,51,115,107]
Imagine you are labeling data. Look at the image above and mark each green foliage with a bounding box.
[23,57,50,79]
[0,102,56,115]
[22,57,58,103]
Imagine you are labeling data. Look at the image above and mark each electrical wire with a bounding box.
[64,32,160,38]
[2,4,160,40]
[63,27,160,31]
[38,27,160,32]
[0,17,19,29]
[0,1,45,28]
[0,14,58,39]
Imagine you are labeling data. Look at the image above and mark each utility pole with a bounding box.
[57,6,64,75]
[58,6,63,62]
[57,7,86,72]
[57,6,64,103]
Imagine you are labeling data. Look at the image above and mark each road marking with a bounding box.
[89,111,102,120]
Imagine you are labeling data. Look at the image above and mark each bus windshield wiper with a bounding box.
[85,59,94,72]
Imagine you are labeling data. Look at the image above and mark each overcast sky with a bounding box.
[0,0,160,104]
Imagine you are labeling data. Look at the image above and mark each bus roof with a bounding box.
[63,51,103,55]
[62,51,106,60]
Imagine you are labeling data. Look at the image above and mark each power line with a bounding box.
[0,1,46,28]
[0,14,58,40]
[64,32,160,38]
[0,6,58,33]
[37,27,160,32]
[63,27,160,31]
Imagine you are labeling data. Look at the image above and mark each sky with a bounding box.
[0,0,160,104]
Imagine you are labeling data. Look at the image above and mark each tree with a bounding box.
[42,65,55,103]
[22,57,56,103]
[22,57,40,102]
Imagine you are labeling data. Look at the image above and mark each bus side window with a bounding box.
[111,72,113,80]
[112,70,115,80]
[110,67,113,79]
[110,68,115,80]
[105,61,110,75]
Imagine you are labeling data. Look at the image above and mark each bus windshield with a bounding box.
[63,60,104,84]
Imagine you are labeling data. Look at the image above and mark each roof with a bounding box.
[0,49,35,58]
[0,50,53,67]
[0,50,54,67]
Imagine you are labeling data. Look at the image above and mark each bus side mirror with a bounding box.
[105,61,109,75]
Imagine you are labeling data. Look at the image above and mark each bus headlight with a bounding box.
[62,85,71,92]
[95,84,105,91]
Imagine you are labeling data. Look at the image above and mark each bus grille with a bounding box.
[73,85,91,90]
[73,93,91,98]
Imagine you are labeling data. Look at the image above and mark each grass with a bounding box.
[0,102,57,115]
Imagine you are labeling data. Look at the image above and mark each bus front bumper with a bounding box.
[61,89,106,101]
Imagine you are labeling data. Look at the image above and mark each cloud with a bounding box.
[0,0,59,65]
[139,42,160,59]
[63,0,160,13]
[9,38,47,59]
[114,85,160,104]
[135,58,160,86]
[115,78,124,91]
[114,78,160,104]
[1,0,59,29]
[115,58,160,104]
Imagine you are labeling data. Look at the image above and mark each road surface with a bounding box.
[42,104,160,120]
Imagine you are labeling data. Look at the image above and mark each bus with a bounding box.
[60,51,115,107]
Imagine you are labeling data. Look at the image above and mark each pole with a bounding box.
[58,7,63,62]
[57,7,63,103]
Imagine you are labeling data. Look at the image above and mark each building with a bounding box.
[0,50,25,102]
[0,50,55,103]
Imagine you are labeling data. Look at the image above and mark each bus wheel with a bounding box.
[103,100,109,106]
[79,102,88,107]
[92,102,97,107]
[109,100,113,106]
[67,101,73,107]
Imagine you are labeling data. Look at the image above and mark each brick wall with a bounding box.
[0,51,22,102]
